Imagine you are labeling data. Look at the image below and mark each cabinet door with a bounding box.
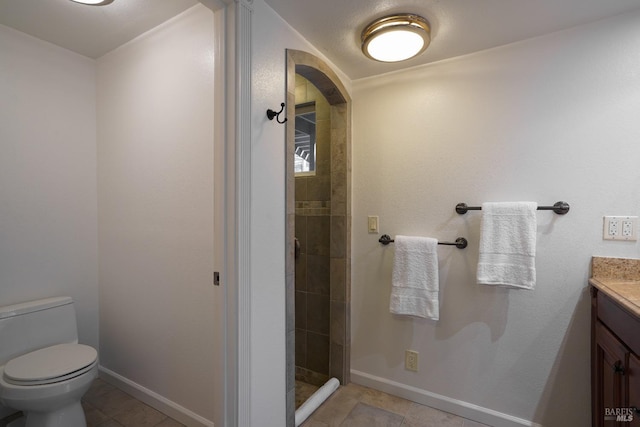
[629,353,640,426]
[595,322,628,426]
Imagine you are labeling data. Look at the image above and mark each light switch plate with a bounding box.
[367,215,379,233]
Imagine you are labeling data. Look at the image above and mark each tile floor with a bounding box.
[86,378,491,427]
[2,378,491,427]
[82,378,184,427]
[299,382,491,427]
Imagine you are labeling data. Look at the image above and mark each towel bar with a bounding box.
[379,234,468,249]
[455,201,570,215]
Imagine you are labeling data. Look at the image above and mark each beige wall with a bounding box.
[350,9,640,427]
[0,24,98,350]
[97,5,217,424]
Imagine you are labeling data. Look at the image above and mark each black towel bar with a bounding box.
[455,201,570,215]
[378,234,468,249]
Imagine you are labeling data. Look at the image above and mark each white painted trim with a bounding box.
[221,2,239,425]
[230,0,252,426]
[198,1,242,425]
[210,3,231,427]
[99,366,214,427]
[350,370,543,427]
[198,0,228,11]
[213,0,254,426]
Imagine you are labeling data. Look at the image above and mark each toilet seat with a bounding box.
[3,344,97,386]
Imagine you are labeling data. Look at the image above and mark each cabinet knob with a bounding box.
[613,361,625,375]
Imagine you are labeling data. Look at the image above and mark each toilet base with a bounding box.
[6,412,25,427]
[23,401,86,427]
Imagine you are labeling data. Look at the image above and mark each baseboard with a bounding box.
[350,370,543,427]
[98,365,214,427]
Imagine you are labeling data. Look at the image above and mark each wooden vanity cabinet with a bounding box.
[591,286,640,427]
[630,353,640,426]
[594,322,627,422]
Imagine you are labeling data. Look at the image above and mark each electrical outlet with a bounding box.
[604,216,638,241]
[609,217,619,237]
[622,217,638,240]
[405,350,418,372]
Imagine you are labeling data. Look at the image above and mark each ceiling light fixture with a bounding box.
[361,14,431,62]
[69,0,114,5]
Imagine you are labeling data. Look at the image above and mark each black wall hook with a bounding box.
[267,102,287,124]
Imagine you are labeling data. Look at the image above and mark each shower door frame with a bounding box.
[284,49,352,426]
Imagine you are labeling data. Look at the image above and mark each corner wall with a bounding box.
[96,5,217,424]
[0,24,98,349]
[351,9,640,427]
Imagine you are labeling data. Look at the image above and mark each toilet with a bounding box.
[0,297,98,427]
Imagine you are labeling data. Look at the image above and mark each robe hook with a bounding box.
[267,102,287,124]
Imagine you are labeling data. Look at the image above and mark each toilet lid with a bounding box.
[4,344,97,384]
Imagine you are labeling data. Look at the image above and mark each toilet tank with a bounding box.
[0,297,79,366]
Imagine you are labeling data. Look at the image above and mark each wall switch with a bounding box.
[405,350,418,372]
[368,215,379,233]
[604,216,638,241]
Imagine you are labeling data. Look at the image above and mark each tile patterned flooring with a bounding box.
[86,378,491,427]
[299,382,491,427]
[86,378,487,427]
[82,378,184,427]
[86,378,490,427]
[3,377,490,427]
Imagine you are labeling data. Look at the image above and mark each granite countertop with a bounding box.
[590,256,640,318]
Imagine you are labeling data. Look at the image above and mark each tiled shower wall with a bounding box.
[294,73,350,387]
[286,50,351,425]
[295,74,332,385]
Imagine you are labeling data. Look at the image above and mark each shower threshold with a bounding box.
[295,377,340,426]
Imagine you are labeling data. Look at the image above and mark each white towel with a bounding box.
[389,235,439,320]
[477,202,537,289]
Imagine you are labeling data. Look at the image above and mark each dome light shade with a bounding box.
[69,0,114,5]
[361,14,431,62]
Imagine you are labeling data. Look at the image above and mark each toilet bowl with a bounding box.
[0,343,98,427]
[0,297,99,427]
